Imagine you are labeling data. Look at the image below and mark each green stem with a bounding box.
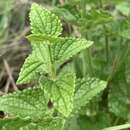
[102,123,130,130]
[105,31,109,63]
[48,45,56,80]
[83,48,93,76]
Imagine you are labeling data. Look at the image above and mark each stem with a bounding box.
[99,0,103,8]
[83,48,94,76]
[87,49,93,75]
[105,31,109,63]
[48,45,56,80]
[102,123,130,130]
[103,25,109,63]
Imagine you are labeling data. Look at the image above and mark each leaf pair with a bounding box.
[17,3,93,84]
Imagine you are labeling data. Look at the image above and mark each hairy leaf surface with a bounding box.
[0,118,31,130]
[30,3,62,36]
[27,34,93,64]
[73,77,107,111]
[0,86,50,119]
[17,42,50,84]
[43,73,75,117]
[0,117,63,130]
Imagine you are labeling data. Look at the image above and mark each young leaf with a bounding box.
[0,86,50,119]
[33,117,64,130]
[42,73,75,117]
[51,37,93,64]
[0,118,31,130]
[73,77,107,112]
[30,3,62,36]
[17,54,43,84]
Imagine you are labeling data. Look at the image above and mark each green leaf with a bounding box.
[17,42,50,84]
[73,77,107,112]
[42,73,75,117]
[0,85,50,119]
[108,65,130,119]
[0,118,32,130]
[0,117,63,130]
[22,117,64,130]
[17,54,43,84]
[34,117,64,130]
[51,37,93,64]
[30,3,62,36]
[27,34,93,64]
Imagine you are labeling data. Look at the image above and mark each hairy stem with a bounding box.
[103,25,109,63]
[48,45,56,80]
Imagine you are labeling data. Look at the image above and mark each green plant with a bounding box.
[0,3,107,130]
[52,0,130,129]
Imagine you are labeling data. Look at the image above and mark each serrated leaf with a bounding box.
[42,73,75,117]
[0,85,50,119]
[51,37,93,64]
[0,118,31,130]
[108,65,130,120]
[22,117,63,130]
[73,77,107,111]
[17,54,43,84]
[27,34,93,65]
[30,3,62,36]
[17,42,50,84]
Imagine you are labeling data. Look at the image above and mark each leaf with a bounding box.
[42,73,75,117]
[0,85,50,119]
[22,117,64,130]
[0,118,31,130]
[34,117,64,130]
[0,117,63,130]
[17,42,50,84]
[17,54,43,84]
[30,3,62,36]
[73,77,107,112]
[27,34,93,65]
[51,37,93,64]
[84,10,113,25]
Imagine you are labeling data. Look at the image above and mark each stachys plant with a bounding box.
[0,3,107,130]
